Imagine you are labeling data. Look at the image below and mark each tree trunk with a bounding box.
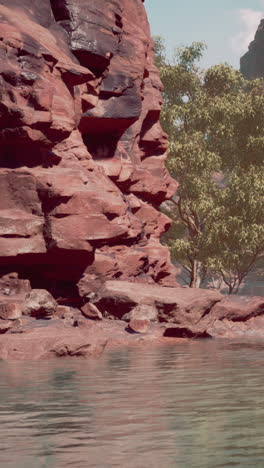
[228,279,241,295]
[190,260,203,288]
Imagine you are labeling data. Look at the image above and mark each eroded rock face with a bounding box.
[0,0,178,302]
[241,19,264,79]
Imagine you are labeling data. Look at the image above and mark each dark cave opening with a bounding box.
[0,142,60,168]
[83,133,119,160]
[80,115,136,161]
[0,248,95,306]
[50,0,70,22]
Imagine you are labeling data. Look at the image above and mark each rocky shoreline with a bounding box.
[0,0,263,361]
[1,279,264,361]
[0,315,184,361]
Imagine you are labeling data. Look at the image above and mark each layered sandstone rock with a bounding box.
[1,280,264,359]
[0,0,178,303]
[93,280,264,339]
[240,19,264,79]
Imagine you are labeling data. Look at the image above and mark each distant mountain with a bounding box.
[240,19,264,79]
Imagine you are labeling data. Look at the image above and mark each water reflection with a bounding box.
[0,340,264,467]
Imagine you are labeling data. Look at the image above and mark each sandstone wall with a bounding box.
[0,0,178,303]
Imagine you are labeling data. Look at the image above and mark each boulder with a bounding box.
[204,295,264,338]
[81,302,103,320]
[209,295,264,322]
[128,319,151,334]
[23,289,57,319]
[94,280,222,325]
[126,304,158,322]
[0,302,22,320]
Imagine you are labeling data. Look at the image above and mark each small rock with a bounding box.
[0,302,22,320]
[55,305,80,327]
[130,304,158,321]
[81,302,103,320]
[129,319,151,334]
[123,304,158,322]
[55,305,75,320]
[23,289,57,319]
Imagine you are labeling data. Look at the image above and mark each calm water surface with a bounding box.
[0,339,264,468]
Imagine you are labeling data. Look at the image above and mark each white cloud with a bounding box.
[230,8,263,55]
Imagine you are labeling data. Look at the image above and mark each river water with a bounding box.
[0,339,264,468]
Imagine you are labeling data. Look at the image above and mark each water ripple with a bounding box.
[0,340,264,467]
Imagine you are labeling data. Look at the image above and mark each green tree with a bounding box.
[155,38,264,292]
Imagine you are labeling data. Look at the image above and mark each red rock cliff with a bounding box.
[0,0,178,302]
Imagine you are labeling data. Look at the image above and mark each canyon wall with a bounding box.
[240,19,264,79]
[0,0,178,303]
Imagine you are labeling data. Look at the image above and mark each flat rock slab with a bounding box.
[209,295,264,322]
[94,281,264,339]
[94,280,222,325]
[0,318,168,360]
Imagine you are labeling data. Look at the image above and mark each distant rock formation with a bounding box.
[240,19,264,79]
[0,0,178,304]
[240,21,264,296]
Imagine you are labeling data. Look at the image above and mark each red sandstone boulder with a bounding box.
[209,295,264,322]
[129,304,158,322]
[0,302,22,320]
[203,295,264,338]
[128,319,151,334]
[207,316,264,339]
[23,289,57,319]
[93,280,222,324]
[81,302,103,320]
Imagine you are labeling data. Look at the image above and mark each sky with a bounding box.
[145,0,264,69]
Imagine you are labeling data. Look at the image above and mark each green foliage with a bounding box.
[155,37,264,292]
[154,35,166,68]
